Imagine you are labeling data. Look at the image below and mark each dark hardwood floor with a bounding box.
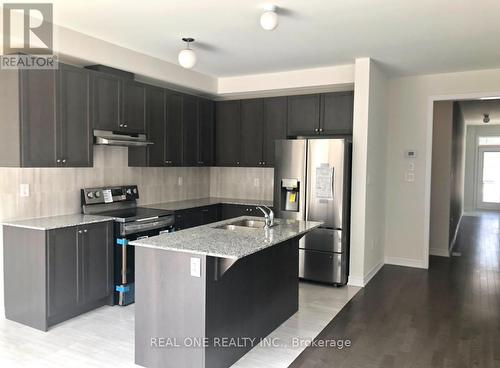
[290,213,500,368]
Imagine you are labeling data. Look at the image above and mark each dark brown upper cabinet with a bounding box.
[122,80,146,133]
[215,100,241,166]
[287,92,353,136]
[182,94,199,166]
[57,64,92,167]
[91,71,146,134]
[287,94,321,136]
[0,65,92,168]
[91,72,121,132]
[214,97,287,168]
[197,98,214,166]
[145,86,166,167]
[320,91,354,135]
[262,97,287,167]
[128,90,214,168]
[240,99,264,167]
[128,86,166,167]
[165,91,184,166]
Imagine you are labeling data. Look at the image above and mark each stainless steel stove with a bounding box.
[81,185,174,305]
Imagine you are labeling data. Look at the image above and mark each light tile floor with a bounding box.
[0,282,360,368]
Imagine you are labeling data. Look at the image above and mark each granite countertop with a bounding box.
[130,216,322,260]
[144,197,273,211]
[2,214,115,231]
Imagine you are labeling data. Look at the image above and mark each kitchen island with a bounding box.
[130,216,321,368]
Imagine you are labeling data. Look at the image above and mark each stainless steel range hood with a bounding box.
[93,130,154,147]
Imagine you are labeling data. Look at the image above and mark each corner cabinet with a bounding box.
[0,64,92,167]
[3,221,114,331]
[287,91,354,136]
[215,97,286,167]
[215,100,241,166]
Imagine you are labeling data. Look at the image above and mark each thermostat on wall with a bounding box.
[404,149,417,158]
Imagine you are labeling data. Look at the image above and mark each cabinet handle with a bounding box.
[62,159,66,164]
[315,128,319,132]
[83,229,88,233]
[236,161,240,165]
[119,124,124,128]
[262,161,266,165]
[319,128,323,132]
[56,159,61,163]
[78,230,82,234]
[124,123,128,128]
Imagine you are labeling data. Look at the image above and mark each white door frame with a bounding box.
[424,91,500,269]
[476,145,500,210]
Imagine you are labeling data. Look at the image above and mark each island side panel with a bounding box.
[135,247,207,368]
[3,226,48,331]
[205,238,299,368]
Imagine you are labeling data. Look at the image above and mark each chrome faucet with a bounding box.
[256,206,270,228]
[256,206,275,228]
[263,205,275,227]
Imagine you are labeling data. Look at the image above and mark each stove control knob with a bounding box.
[133,188,138,194]
[87,192,94,199]
[126,188,132,195]
[94,191,101,198]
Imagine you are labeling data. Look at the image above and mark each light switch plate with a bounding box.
[19,183,29,197]
[253,178,260,187]
[190,257,201,277]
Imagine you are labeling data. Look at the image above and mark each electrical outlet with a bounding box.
[190,257,201,277]
[253,178,260,187]
[405,172,415,182]
[177,176,183,186]
[20,183,30,197]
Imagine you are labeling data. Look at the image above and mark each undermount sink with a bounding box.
[215,219,267,230]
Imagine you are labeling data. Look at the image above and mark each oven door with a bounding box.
[114,216,174,305]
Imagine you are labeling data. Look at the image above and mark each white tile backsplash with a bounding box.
[0,146,210,221]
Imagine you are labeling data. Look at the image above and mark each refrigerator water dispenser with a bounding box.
[281,179,300,212]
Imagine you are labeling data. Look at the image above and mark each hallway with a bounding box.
[290,213,500,368]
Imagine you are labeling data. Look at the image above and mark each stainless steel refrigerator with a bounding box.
[274,138,351,285]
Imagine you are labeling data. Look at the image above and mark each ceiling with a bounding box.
[9,0,500,77]
[459,100,500,125]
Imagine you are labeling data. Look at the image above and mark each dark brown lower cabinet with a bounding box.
[174,205,220,231]
[220,204,268,220]
[3,221,114,331]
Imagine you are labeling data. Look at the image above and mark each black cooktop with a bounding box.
[98,207,173,223]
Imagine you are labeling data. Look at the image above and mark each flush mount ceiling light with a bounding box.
[483,113,490,124]
[260,4,279,31]
[178,37,197,69]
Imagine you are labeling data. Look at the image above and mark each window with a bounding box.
[478,136,500,146]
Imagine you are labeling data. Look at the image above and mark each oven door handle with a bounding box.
[121,216,174,235]
[136,235,149,240]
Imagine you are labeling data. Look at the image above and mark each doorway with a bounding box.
[476,144,500,210]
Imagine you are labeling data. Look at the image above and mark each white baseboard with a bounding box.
[384,256,427,269]
[429,247,450,257]
[347,276,364,287]
[363,260,384,286]
[348,260,384,287]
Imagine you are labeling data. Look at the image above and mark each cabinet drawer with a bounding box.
[298,249,346,284]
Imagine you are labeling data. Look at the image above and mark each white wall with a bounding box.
[385,67,500,268]
[348,58,388,286]
[217,64,354,98]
